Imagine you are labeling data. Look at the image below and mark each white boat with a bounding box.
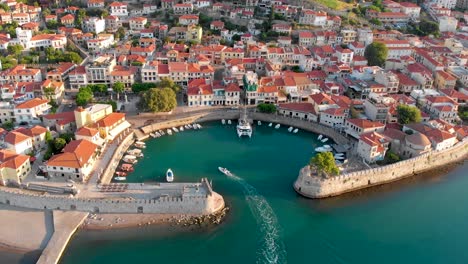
[227,120,232,125]
[123,155,138,164]
[197,124,203,129]
[321,137,329,143]
[275,124,280,129]
[258,121,262,125]
[172,127,179,133]
[166,168,174,182]
[218,167,233,176]
[293,128,299,133]
[334,156,345,160]
[268,123,273,127]
[134,141,146,149]
[114,177,126,181]
[179,126,184,131]
[150,133,156,138]
[184,125,189,129]
[127,149,143,157]
[155,132,161,137]
[193,124,198,130]
[323,144,331,148]
[159,130,165,135]
[222,119,226,125]
[318,135,323,140]
[334,153,344,157]
[288,126,293,132]
[237,119,252,138]
[188,124,193,129]
[167,129,173,135]
[315,146,332,152]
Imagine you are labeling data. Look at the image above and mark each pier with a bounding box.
[37,211,88,264]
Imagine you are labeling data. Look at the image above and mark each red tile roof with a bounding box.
[47,139,98,168]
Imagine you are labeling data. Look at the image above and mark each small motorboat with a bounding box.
[258,121,262,125]
[321,137,329,143]
[288,126,293,132]
[179,126,184,131]
[318,135,323,140]
[188,124,193,129]
[166,168,174,182]
[185,125,190,129]
[167,129,173,135]
[323,144,331,148]
[172,127,179,133]
[275,124,280,129]
[293,128,298,133]
[334,156,345,160]
[222,119,226,125]
[227,120,232,125]
[159,130,165,135]
[334,153,345,157]
[114,177,126,181]
[218,167,233,176]
[155,132,161,137]
[127,149,143,157]
[150,133,156,138]
[197,124,203,129]
[123,155,138,164]
[315,145,332,152]
[120,164,134,172]
[268,123,273,127]
[134,141,146,149]
[115,171,127,177]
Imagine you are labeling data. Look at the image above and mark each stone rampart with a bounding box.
[0,179,224,214]
[294,140,468,198]
[252,112,350,145]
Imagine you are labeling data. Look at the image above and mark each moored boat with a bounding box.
[134,141,146,148]
[115,171,127,177]
[179,126,184,131]
[288,126,293,132]
[120,163,134,172]
[268,123,273,127]
[258,120,262,125]
[227,120,232,125]
[197,124,202,129]
[114,177,126,181]
[123,155,138,164]
[222,119,226,125]
[293,128,298,133]
[315,145,332,152]
[275,124,280,129]
[172,127,179,133]
[166,168,174,182]
[193,124,198,130]
[218,167,233,176]
[318,134,323,140]
[150,133,156,138]
[321,137,329,143]
[167,129,173,135]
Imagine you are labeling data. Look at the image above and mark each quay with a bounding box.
[37,211,88,264]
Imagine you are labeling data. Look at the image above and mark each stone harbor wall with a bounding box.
[252,112,350,145]
[294,140,468,198]
[100,132,135,184]
[0,179,224,214]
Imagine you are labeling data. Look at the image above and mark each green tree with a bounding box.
[7,44,23,59]
[141,88,177,112]
[1,121,14,131]
[53,138,67,153]
[397,105,422,124]
[75,9,86,26]
[42,8,51,17]
[418,20,439,37]
[115,27,126,40]
[0,3,10,11]
[257,103,277,113]
[310,152,340,177]
[364,42,388,67]
[59,133,74,143]
[155,78,181,93]
[459,105,468,122]
[76,86,93,106]
[46,20,59,30]
[45,131,53,142]
[112,81,125,100]
[385,151,400,164]
[132,82,157,93]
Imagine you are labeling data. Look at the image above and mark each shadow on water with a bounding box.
[300,160,467,212]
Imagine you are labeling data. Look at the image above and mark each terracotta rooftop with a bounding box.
[47,139,98,168]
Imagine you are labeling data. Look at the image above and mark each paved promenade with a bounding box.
[36,211,88,264]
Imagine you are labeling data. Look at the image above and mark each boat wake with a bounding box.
[226,174,287,264]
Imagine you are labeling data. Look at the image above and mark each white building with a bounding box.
[357,132,389,163]
[430,0,457,9]
[109,2,128,17]
[82,17,106,34]
[4,131,33,155]
[439,16,458,32]
[14,98,51,125]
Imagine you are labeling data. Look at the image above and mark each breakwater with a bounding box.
[0,179,225,214]
[294,140,468,198]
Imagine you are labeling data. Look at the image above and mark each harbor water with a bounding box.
[58,122,468,264]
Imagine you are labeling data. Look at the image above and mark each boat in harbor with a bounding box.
[218,167,233,177]
[115,171,127,177]
[167,129,173,135]
[315,145,332,152]
[150,133,156,138]
[159,130,165,135]
[179,126,184,131]
[258,120,262,125]
[288,127,293,132]
[188,124,193,129]
[334,156,345,160]
[155,132,161,137]
[126,149,143,157]
[166,168,174,182]
[293,128,298,133]
[275,124,280,129]
[173,127,179,133]
[318,135,323,140]
[123,155,138,164]
[114,176,126,181]
[222,119,226,125]
[227,120,232,125]
[237,107,252,138]
[269,123,273,127]
[184,125,189,129]
[321,137,329,143]
[120,163,134,172]
[134,141,146,149]
[197,124,203,129]
[193,124,198,130]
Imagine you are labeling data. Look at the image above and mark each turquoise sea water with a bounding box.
[60,122,468,264]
